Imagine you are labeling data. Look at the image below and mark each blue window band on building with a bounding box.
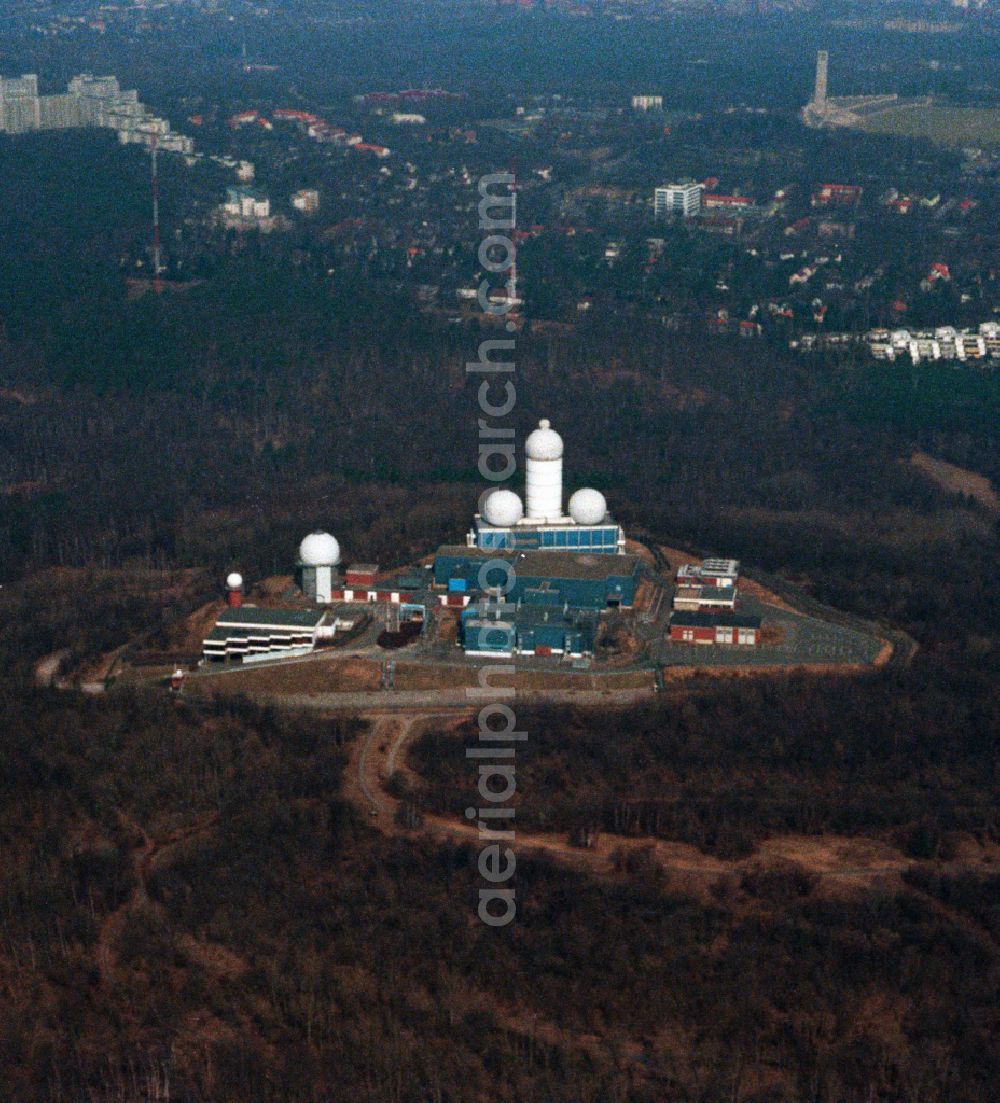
[474,524,621,552]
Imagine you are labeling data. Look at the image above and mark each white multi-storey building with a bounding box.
[0,71,193,154]
[654,181,703,220]
[0,74,40,133]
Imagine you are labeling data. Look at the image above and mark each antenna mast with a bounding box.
[509,157,518,314]
[150,135,163,295]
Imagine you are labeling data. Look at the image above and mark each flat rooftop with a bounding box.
[670,611,760,629]
[436,546,640,581]
[473,515,615,529]
[674,586,736,601]
[678,558,740,577]
[215,606,326,629]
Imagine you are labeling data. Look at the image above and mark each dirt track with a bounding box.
[96,812,220,987]
[343,712,987,892]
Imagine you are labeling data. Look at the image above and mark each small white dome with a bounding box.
[299,531,341,567]
[226,572,243,590]
[482,489,524,527]
[525,418,563,461]
[568,487,608,525]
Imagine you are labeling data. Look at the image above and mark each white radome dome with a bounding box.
[299,531,341,567]
[525,418,563,461]
[482,489,524,527]
[226,572,243,590]
[568,488,608,525]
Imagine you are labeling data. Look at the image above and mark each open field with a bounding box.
[856,104,1000,147]
[910,451,1000,517]
[187,654,656,698]
[186,654,383,696]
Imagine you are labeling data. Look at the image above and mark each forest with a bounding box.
[0,668,997,1102]
[1,46,999,1100]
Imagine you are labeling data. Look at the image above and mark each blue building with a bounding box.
[468,516,623,553]
[434,547,642,610]
[461,603,598,658]
[467,418,626,554]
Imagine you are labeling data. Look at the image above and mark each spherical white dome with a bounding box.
[226,572,243,590]
[482,489,524,527]
[568,487,608,525]
[299,531,341,567]
[525,418,563,461]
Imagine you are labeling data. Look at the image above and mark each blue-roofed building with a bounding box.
[434,547,641,610]
[461,603,598,658]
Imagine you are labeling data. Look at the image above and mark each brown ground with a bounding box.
[624,538,657,565]
[188,655,383,696]
[656,544,700,573]
[164,599,227,654]
[872,637,895,667]
[191,657,655,697]
[658,660,875,683]
[910,451,1000,517]
[346,714,1000,898]
[125,277,204,301]
[738,576,799,614]
[393,664,480,690]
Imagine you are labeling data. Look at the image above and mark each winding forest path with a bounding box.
[343,712,948,891]
[96,811,220,986]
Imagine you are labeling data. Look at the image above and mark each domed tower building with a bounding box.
[296,531,341,603]
[467,418,624,553]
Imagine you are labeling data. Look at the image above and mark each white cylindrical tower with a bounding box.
[298,532,340,605]
[524,418,563,522]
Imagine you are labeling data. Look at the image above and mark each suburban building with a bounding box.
[223,186,270,220]
[672,586,738,613]
[669,611,761,646]
[811,183,863,207]
[676,559,740,589]
[291,188,320,213]
[654,181,703,220]
[0,71,192,152]
[0,74,40,133]
[702,194,756,211]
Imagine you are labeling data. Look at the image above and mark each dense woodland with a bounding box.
[1,74,999,1102]
[0,679,998,1102]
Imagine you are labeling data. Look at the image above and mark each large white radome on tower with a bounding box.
[525,418,564,461]
[482,489,524,527]
[525,418,564,522]
[298,531,341,567]
[568,488,607,526]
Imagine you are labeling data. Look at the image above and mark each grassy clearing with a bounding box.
[857,105,1000,148]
